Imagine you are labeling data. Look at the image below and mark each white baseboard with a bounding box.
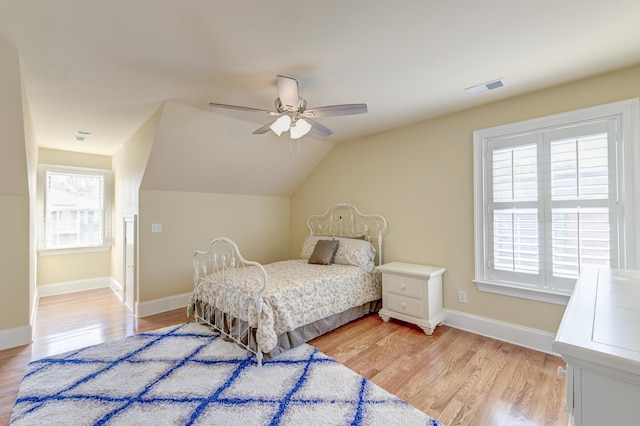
[135,292,191,318]
[5,280,185,351]
[38,277,113,298]
[1,278,124,352]
[0,324,32,351]
[443,308,558,356]
[36,276,186,318]
[30,290,39,329]
[109,278,124,302]
[10,287,557,355]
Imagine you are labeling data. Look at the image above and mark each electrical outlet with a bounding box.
[458,290,468,303]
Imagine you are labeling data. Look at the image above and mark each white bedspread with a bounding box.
[189,259,381,353]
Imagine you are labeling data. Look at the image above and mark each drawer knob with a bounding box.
[400,284,406,290]
[400,303,406,309]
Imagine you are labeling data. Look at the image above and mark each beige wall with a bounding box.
[0,47,28,196]
[37,251,111,285]
[138,190,290,302]
[37,148,112,286]
[0,196,30,329]
[132,102,291,305]
[22,75,39,324]
[39,148,111,169]
[111,106,162,288]
[0,46,30,332]
[291,64,640,334]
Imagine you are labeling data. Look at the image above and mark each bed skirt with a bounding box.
[190,299,382,358]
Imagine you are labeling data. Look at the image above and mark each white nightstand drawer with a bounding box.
[386,293,423,318]
[385,274,422,299]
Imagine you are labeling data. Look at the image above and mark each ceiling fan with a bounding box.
[209,75,367,140]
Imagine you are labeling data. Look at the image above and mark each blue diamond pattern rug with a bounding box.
[11,322,443,425]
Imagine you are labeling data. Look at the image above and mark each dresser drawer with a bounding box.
[385,293,423,318]
[384,274,423,299]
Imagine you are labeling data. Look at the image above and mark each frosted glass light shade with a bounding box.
[270,115,291,136]
[290,119,312,139]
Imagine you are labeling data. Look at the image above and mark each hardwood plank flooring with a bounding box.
[311,315,570,426]
[0,288,187,425]
[0,288,570,425]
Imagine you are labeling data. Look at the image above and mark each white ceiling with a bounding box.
[1,1,640,162]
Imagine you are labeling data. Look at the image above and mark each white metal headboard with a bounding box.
[307,203,388,265]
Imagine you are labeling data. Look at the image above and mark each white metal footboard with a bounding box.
[192,237,268,366]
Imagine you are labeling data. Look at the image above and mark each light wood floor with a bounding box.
[0,288,569,425]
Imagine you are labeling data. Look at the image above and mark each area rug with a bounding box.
[11,322,443,425]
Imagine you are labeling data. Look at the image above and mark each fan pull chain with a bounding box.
[288,138,303,156]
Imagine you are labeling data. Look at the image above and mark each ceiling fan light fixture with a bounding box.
[209,75,368,145]
[270,114,292,136]
[290,118,312,139]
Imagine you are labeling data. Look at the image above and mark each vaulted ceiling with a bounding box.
[2,1,640,195]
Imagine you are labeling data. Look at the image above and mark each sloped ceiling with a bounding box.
[1,1,640,196]
[140,101,333,196]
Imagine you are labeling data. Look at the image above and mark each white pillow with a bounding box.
[300,236,377,273]
[333,237,376,273]
[299,236,332,259]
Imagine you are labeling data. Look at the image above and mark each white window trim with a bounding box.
[473,98,639,305]
[37,164,113,255]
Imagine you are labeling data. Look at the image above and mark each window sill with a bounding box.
[473,279,570,305]
[38,245,111,256]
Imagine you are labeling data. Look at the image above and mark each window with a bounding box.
[473,99,639,304]
[38,165,112,253]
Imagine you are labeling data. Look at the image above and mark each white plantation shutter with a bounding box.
[488,138,541,285]
[473,99,638,300]
[492,143,538,203]
[492,208,538,274]
[544,122,616,290]
[550,208,610,279]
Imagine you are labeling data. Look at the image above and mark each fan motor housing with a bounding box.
[275,97,306,113]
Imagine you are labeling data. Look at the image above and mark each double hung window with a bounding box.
[473,99,639,304]
[39,165,112,252]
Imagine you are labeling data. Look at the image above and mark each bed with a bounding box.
[187,203,388,365]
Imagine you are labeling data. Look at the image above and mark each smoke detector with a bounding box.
[74,130,92,142]
[465,78,506,96]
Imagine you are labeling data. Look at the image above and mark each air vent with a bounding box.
[465,78,506,96]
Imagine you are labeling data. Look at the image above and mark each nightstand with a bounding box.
[377,262,446,335]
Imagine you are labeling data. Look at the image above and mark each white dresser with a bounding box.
[552,268,640,426]
[377,262,446,335]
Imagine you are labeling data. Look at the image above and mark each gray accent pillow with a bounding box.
[308,239,339,265]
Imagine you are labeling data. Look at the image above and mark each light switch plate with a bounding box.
[151,223,162,233]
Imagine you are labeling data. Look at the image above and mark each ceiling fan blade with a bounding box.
[306,118,333,137]
[252,121,277,135]
[304,103,368,118]
[209,102,277,115]
[276,75,299,110]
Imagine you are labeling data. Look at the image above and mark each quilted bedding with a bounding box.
[188,259,381,353]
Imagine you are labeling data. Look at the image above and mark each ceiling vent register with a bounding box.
[465,78,506,96]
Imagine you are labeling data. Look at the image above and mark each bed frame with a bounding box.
[192,238,268,365]
[306,203,387,265]
[192,203,387,366]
